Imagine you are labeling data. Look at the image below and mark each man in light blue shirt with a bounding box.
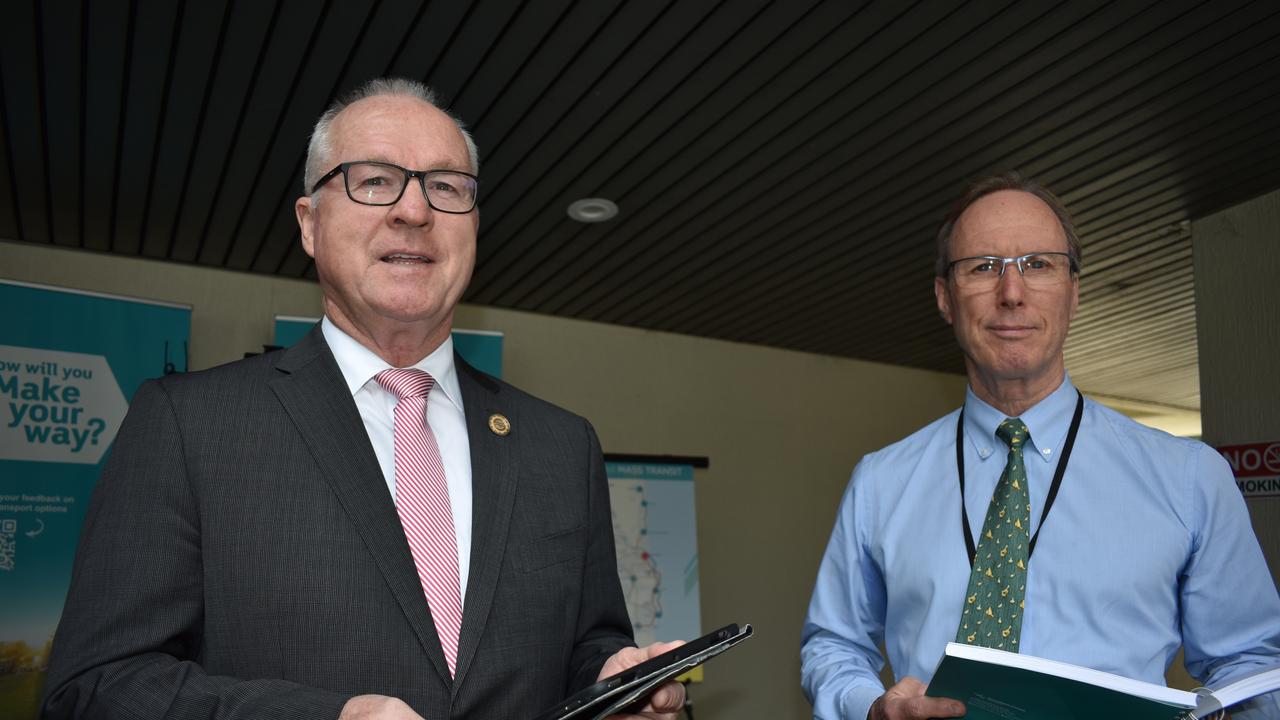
[800,172,1280,720]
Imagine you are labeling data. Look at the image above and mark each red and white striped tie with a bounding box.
[376,368,463,677]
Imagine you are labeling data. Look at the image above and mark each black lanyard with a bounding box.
[956,390,1084,567]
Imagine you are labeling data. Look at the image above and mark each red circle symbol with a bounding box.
[1265,443,1280,474]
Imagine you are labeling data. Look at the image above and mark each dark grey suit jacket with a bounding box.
[42,327,633,719]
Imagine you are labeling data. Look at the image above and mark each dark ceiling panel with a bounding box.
[462,0,624,152]
[195,1,322,268]
[426,0,526,107]
[1,0,49,245]
[0,94,17,240]
[467,0,843,306]
[385,3,471,85]
[138,0,228,259]
[466,0,681,274]
[564,1,1116,328]
[3,0,1279,414]
[510,1,965,318]
[169,0,277,263]
[111,0,182,256]
[493,0,855,311]
[82,0,131,253]
[41,0,83,248]
[450,0,575,131]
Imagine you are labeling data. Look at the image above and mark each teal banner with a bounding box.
[273,315,504,379]
[0,280,191,717]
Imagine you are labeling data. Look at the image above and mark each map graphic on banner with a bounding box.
[606,462,701,649]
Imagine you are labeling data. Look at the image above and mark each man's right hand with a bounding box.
[339,695,425,719]
[868,677,965,720]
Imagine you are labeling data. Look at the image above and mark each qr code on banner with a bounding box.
[0,527,14,572]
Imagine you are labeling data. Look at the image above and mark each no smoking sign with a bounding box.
[1217,441,1280,497]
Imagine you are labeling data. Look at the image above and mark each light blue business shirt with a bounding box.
[801,376,1280,719]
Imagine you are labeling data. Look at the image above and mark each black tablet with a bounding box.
[529,623,753,720]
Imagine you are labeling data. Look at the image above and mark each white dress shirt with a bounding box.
[322,317,473,605]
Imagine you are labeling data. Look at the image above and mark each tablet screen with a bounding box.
[529,623,753,720]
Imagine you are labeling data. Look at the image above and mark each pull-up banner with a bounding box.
[0,280,191,718]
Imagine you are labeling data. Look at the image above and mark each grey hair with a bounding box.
[303,77,480,194]
[934,171,1082,277]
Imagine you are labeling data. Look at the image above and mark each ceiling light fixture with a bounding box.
[567,198,619,223]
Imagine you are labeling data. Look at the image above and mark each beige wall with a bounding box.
[1192,189,1280,590]
[1,238,968,718]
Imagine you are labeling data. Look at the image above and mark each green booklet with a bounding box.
[926,643,1280,719]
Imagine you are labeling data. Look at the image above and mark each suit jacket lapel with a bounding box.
[451,355,519,691]
[269,326,453,684]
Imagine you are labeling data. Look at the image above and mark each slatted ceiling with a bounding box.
[467,0,849,300]
[1080,249,1189,298]
[201,3,315,268]
[167,1,266,264]
[44,3,81,250]
[1077,350,1202,387]
[1078,273,1195,330]
[473,0,643,175]
[465,0,664,199]
[1084,331,1201,370]
[467,1,720,279]
[0,64,21,242]
[83,3,128,254]
[384,4,468,83]
[5,3,1280,414]
[111,4,169,255]
[448,3,555,125]
[142,3,216,259]
[1056,81,1279,189]
[1072,312,1200,366]
[236,9,362,273]
[2,0,43,246]
[588,4,1141,333]
[221,6,320,270]
[0,102,16,242]
[459,2,587,141]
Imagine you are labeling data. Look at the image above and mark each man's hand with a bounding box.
[597,642,687,720]
[868,677,965,720]
[339,694,425,720]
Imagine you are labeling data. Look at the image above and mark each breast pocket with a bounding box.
[512,525,586,573]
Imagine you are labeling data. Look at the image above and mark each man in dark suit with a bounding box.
[41,78,685,720]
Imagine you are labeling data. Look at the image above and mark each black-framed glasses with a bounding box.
[311,161,479,214]
[946,251,1078,290]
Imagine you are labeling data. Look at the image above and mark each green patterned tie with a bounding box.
[956,418,1031,651]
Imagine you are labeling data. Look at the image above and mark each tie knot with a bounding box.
[376,368,435,399]
[996,417,1029,449]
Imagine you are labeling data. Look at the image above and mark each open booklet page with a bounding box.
[927,643,1199,720]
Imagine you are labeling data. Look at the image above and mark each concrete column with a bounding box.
[1192,188,1280,589]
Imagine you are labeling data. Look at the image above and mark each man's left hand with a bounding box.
[598,642,687,719]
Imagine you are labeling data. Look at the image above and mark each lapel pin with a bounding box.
[488,413,511,436]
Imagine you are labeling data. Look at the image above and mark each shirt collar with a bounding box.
[963,373,1077,465]
[321,316,464,413]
